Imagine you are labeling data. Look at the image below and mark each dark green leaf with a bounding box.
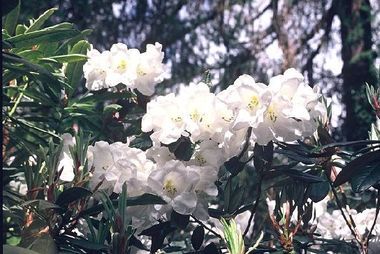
[55,187,92,207]
[3,245,40,254]
[58,236,108,251]
[350,162,380,192]
[6,23,80,48]
[79,193,166,217]
[129,133,153,151]
[191,225,205,250]
[333,150,380,187]
[224,156,245,176]
[254,141,273,172]
[65,40,90,97]
[203,242,221,254]
[309,179,330,202]
[21,199,63,211]
[3,0,20,34]
[170,210,190,229]
[167,136,194,161]
[278,169,325,183]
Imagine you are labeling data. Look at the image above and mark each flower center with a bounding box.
[195,153,207,166]
[117,59,127,71]
[163,179,177,197]
[137,64,147,76]
[190,110,202,122]
[248,95,260,111]
[266,106,277,123]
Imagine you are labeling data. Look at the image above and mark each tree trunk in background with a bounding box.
[337,0,378,141]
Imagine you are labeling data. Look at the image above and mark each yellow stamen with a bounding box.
[163,179,177,196]
[248,95,260,111]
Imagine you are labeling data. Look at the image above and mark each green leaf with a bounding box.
[103,104,122,115]
[40,53,88,63]
[309,178,330,202]
[224,156,246,176]
[3,245,40,254]
[350,162,380,192]
[65,40,90,97]
[333,150,380,187]
[6,23,80,48]
[191,226,205,250]
[78,90,134,103]
[167,136,194,161]
[129,133,153,151]
[55,187,92,207]
[78,193,166,217]
[170,210,190,229]
[15,24,27,35]
[254,142,273,172]
[278,169,325,183]
[24,8,57,33]
[2,0,20,35]
[21,199,63,211]
[58,236,108,251]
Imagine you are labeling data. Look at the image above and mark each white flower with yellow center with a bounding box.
[83,47,111,91]
[148,160,200,215]
[219,74,271,131]
[132,42,165,96]
[142,93,186,144]
[105,43,140,88]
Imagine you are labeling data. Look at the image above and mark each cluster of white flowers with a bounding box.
[315,200,380,240]
[76,46,328,231]
[83,42,165,96]
[143,69,326,148]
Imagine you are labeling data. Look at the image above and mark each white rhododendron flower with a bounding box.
[83,47,111,91]
[148,160,200,215]
[218,74,271,131]
[83,42,165,95]
[88,141,119,192]
[58,133,76,182]
[141,93,186,144]
[106,43,140,88]
[132,42,165,96]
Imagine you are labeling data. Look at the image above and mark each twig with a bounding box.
[190,215,222,239]
[325,171,362,245]
[365,189,380,249]
[243,174,263,239]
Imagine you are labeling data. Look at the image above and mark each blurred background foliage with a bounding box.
[16,0,380,141]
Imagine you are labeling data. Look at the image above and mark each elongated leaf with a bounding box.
[6,23,79,48]
[55,187,92,207]
[350,162,380,192]
[191,226,205,250]
[24,8,57,33]
[3,0,20,35]
[58,236,108,251]
[3,245,40,254]
[3,52,55,79]
[333,150,380,187]
[279,169,325,183]
[40,53,88,63]
[21,199,63,211]
[65,40,90,97]
[78,193,166,217]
